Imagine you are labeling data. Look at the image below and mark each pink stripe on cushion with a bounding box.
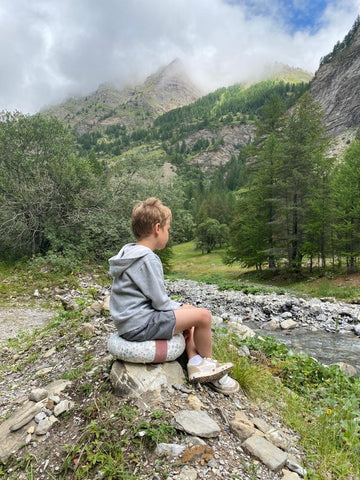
[154,340,168,363]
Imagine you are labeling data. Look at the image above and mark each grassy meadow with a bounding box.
[169,241,360,302]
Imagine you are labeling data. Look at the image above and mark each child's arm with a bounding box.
[136,256,180,311]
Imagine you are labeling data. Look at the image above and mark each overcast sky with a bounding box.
[1,0,359,114]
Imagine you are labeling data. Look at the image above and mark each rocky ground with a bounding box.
[1,277,359,479]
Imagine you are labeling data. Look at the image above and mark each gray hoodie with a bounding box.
[108,243,180,336]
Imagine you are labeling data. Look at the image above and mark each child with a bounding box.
[109,197,239,394]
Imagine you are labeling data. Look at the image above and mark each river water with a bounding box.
[246,322,360,371]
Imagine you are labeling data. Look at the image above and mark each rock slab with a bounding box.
[242,434,288,472]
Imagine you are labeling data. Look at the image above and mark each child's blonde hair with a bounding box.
[131,197,171,240]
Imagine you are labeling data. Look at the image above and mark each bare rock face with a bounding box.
[187,124,256,170]
[141,58,202,115]
[310,24,360,137]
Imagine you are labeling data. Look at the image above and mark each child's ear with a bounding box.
[153,222,161,234]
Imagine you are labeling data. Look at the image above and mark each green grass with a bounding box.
[168,241,243,282]
[169,242,360,301]
[214,330,360,479]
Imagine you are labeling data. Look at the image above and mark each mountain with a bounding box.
[310,17,360,137]
[245,62,312,85]
[44,59,202,134]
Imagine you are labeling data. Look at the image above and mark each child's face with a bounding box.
[156,218,171,250]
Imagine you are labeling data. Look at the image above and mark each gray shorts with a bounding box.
[121,310,176,342]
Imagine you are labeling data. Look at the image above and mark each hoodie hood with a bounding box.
[109,243,153,277]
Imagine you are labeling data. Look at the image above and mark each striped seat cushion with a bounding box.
[107,333,186,363]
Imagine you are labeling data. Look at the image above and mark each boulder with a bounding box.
[110,360,185,396]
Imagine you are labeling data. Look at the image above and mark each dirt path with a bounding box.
[0,307,54,344]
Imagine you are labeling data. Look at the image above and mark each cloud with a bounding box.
[0,0,359,113]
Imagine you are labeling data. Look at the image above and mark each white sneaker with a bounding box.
[187,357,233,383]
[210,374,240,395]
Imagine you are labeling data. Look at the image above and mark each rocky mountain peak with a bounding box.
[43,59,202,133]
[141,58,202,114]
[310,18,360,137]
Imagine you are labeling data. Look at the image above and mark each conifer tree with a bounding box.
[332,138,360,273]
[279,93,329,271]
[227,94,285,269]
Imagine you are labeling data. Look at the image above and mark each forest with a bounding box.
[0,78,359,275]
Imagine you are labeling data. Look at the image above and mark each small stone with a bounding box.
[230,415,255,442]
[266,429,290,451]
[187,394,203,411]
[242,435,288,472]
[80,322,96,335]
[172,410,221,438]
[82,302,102,318]
[34,412,47,424]
[29,388,48,403]
[48,395,61,404]
[252,417,272,433]
[281,470,301,480]
[103,295,110,311]
[280,319,298,330]
[35,418,53,436]
[35,367,53,377]
[54,400,74,417]
[43,347,57,358]
[9,401,44,432]
[286,457,306,476]
[45,379,72,396]
[155,443,186,457]
[173,466,198,480]
[27,425,35,434]
[354,325,360,336]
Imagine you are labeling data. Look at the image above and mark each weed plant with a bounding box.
[62,397,176,480]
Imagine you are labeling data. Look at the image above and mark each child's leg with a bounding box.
[182,327,198,359]
[173,306,212,359]
[174,306,239,392]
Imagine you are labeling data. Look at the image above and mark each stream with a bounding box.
[246,321,360,371]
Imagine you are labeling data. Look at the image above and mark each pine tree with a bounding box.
[279,93,329,271]
[227,94,285,269]
[332,139,360,273]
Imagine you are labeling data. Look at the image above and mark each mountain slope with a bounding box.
[43,59,202,134]
[310,17,360,137]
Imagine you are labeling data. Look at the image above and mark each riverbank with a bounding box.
[166,279,360,373]
[1,274,360,478]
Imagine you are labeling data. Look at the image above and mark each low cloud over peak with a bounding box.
[0,0,359,113]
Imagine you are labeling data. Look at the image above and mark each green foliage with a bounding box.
[132,411,176,450]
[0,112,113,261]
[213,329,272,398]
[196,192,235,226]
[156,247,174,274]
[332,138,360,273]
[195,218,228,253]
[320,15,360,65]
[153,80,308,146]
[243,334,360,478]
[61,400,175,480]
[227,92,332,272]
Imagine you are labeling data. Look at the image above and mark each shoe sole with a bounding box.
[209,382,240,395]
[188,364,233,383]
